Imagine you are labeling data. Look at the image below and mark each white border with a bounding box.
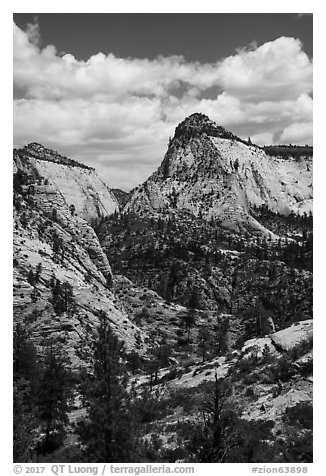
[4,2,324,474]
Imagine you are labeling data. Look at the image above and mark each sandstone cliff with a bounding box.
[125,113,312,236]
[14,143,119,222]
[13,157,150,366]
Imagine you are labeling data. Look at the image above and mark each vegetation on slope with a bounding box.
[94,210,312,336]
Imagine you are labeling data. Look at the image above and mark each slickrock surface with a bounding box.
[14,143,119,221]
[126,114,312,236]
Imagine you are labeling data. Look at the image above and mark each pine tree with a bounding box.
[189,376,238,462]
[35,262,42,282]
[197,327,211,363]
[13,380,37,462]
[77,311,138,462]
[51,279,74,315]
[13,324,40,462]
[214,318,229,356]
[183,288,199,343]
[51,208,58,222]
[183,310,196,344]
[126,350,142,374]
[147,343,172,385]
[14,324,38,382]
[35,343,72,454]
[27,269,35,286]
[165,261,179,302]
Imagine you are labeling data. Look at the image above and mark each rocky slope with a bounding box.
[127,318,312,462]
[13,158,150,367]
[14,143,119,221]
[99,212,312,331]
[125,113,313,236]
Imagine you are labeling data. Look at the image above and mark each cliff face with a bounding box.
[14,143,119,222]
[13,154,150,366]
[125,114,312,236]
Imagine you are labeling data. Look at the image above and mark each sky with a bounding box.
[13,13,313,190]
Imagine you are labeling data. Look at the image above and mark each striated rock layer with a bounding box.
[13,153,150,366]
[14,143,119,222]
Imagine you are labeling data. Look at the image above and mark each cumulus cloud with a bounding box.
[216,37,312,102]
[13,21,313,189]
[279,122,313,145]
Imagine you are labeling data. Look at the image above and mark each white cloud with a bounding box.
[216,37,312,102]
[279,122,313,145]
[13,22,313,189]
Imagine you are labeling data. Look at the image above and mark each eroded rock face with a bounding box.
[13,155,150,367]
[14,143,119,222]
[125,114,312,236]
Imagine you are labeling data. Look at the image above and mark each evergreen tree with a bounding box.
[13,324,40,462]
[14,324,38,382]
[35,262,42,282]
[52,232,64,262]
[242,299,271,340]
[51,279,74,315]
[126,350,142,374]
[77,311,138,462]
[189,287,200,310]
[183,288,199,343]
[188,376,239,462]
[27,269,35,286]
[197,327,211,363]
[13,380,37,462]
[165,261,179,302]
[13,170,29,195]
[35,343,72,454]
[214,319,229,356]
[147,343,172,385]
[51,208,58,222]
[20,212,28,228]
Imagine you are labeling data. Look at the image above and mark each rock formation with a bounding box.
[125,113,312,236]
[13,148,150,366]
[14,143,119,222]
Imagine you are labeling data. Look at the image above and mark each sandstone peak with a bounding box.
[173,112,245,144]
[125,114,313,235]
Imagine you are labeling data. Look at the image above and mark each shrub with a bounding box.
[161,446,188,462]
[244,386,258,400]
[283,402,312,430]
[270,356,295,382]
[297,359,313,377]
[243,371,261,385]
[235,356,258,375]
[164,367,181,381]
